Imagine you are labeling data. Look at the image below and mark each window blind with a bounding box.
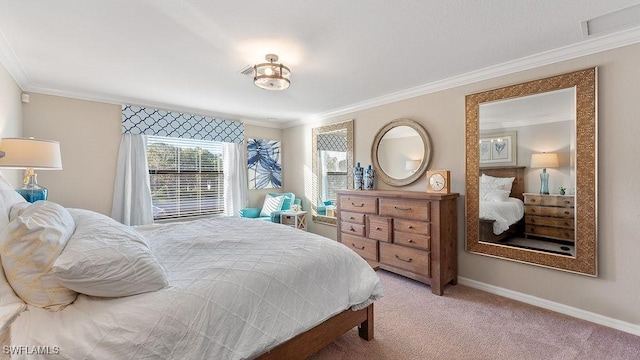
[146,136,224,220]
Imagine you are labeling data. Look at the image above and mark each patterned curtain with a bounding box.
[121,105,244,143]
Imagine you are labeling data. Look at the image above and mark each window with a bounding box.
[320,150,347,203]
[146,136,224,220]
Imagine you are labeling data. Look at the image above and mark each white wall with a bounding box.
[0,62,23,185]
[21,94,121,215]
[283,43,640,326]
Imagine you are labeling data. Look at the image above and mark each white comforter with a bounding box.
[11,217,383,360]
[479,198,525,234]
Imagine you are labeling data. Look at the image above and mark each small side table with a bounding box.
[280,211,307,231]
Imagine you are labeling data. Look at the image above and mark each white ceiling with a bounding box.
[1,1,640,128]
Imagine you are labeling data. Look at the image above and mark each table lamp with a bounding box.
[530,152,558,195]
[0,138,62,202]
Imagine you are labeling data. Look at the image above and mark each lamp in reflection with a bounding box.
[405,160,421,173]
[530,152,558,195]
[0,137,63,202]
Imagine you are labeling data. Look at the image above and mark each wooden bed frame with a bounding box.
[257,303,374,359]
[479,166,526,243]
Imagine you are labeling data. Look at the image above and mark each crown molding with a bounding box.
[307,26,640,123]
[0,28,28,88]
[3,24,640,129]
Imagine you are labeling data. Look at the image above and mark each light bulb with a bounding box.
[264,67,274,76]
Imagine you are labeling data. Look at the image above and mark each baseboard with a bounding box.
[457,277,640,336]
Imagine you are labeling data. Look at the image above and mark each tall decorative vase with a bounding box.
[539,168,550,194]
[363,165,375,190]
[353,162,364,190]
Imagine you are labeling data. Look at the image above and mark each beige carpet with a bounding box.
[310,270,640,360]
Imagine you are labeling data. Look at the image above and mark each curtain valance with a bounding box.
[317,133,347,152]
[122,105,244,144]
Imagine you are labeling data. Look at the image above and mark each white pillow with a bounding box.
[259,194,285,217]
[52,209,168,297]
[482,189,511,202]
[0,201,78,311]
[9,202,30,221]
[481,174,515,192]
[0,258,24,307]
[0,173,27,229]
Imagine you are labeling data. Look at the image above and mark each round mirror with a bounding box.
[371,119,432,186]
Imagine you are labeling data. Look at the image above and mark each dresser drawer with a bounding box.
[525,215,574,229]
[340,195,378,214]
[394,219,430,235]
[379,198,430,221]
[525,195,574,207]
[393,231,430,250]
[380,242,430,276]
[342,234,378,261]
[340,211,365,224]
[341,222,366,237]
[525,225,574,242]
[525,205,574,218]
[366,216,392,242]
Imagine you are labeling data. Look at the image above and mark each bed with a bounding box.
[478,166,526,243]
[0,178,383,360]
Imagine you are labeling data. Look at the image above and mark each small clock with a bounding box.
[426,170,451,194]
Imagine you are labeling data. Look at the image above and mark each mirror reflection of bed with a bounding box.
[478,166,575,256]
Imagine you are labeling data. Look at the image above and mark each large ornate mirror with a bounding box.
[465,68,597,276]
[312,119,354,226]
[371,119,432,186]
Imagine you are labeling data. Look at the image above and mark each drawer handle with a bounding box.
[408,225,414,229]
[394,206,412,211]
[352,202,364,207]
[376,227,382,231]
[407,239,415,243]
[395,254,413,263]
[352,243,365,250]
[349,216,355,220]
[349,226,356,232]
[531,199,537,203]
[564,211,570,215]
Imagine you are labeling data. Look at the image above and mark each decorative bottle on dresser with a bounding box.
[363,165,375,190]
[353,162,364,190]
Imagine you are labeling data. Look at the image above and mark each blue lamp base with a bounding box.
[17,174,48,203]
[539,168,550,195]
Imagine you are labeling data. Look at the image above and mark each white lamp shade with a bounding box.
[0,138,62,169]
[530,153,559,168]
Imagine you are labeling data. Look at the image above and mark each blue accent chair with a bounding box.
[239,192,302,223]
[317,200,334,216]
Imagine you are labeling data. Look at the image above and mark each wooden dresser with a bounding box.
[336,190,459,295]
[523,193,575,243]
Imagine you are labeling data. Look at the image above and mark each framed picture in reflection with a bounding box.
[479,131,517,167]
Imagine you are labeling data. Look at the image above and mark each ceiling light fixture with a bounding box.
[254,54,291,90]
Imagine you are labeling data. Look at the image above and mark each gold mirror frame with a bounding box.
[371,118,432,186]
[465,68,597,276]
[312,119,354,226]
